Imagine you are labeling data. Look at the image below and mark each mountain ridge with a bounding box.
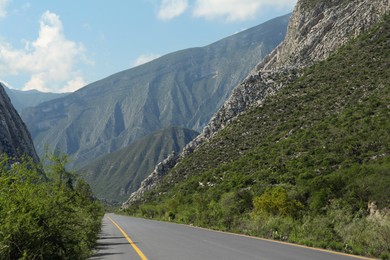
[4,86,67,113]
[22,14,290,167]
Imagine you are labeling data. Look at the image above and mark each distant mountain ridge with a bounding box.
[22,14,290,167]
[4,86,67,113]
[0,83,38,162]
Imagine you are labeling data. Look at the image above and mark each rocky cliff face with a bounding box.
[123,0,390,206]
[262,0,390,69]
[203,0,390,141]
[0,83,39,162]
[122,152,178,205]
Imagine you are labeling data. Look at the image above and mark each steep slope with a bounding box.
[22,14,290,167]
[127,0,390,203]
[123,11,390,258]
[4,86,67,113]
[0,83,39,162]
[78,126,198,203]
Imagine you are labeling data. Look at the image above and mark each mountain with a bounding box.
[126,0,390,203]
[21,14,290,167]
[4,86,67,113]
[0,83,39,162]
[77,126,198,203]
[122,1,390,258]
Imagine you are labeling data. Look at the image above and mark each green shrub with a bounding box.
[252,186,303,218]
[0,155,103,259]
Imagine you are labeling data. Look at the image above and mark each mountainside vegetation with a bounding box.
[78,126,198,203]
[0,153,103,259]
[124,13,390,259]
[21,14,290,167]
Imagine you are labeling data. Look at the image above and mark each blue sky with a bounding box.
[0,0,296,93]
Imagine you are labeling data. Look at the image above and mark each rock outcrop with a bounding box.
[368,201,390,221]
[122,152,178,206]
[123,0,390,207]
[0,83,39,162]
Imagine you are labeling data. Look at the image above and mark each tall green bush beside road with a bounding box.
[0,155,103,259]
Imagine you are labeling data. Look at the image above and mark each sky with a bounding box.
[0,0,297,93]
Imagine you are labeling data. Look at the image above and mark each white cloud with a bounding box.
[0,11,88,93]
[0,0,9,18]
[158,0,188,20]
[133,53,161,67]
[193,0,296,21]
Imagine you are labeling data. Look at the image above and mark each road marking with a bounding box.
[107,216,148,260]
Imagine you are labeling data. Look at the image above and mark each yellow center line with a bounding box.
[107,216,148,260]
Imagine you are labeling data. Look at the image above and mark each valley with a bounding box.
[0,0,389,259]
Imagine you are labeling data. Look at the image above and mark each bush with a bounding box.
[0,155,104,259]
[252,186,303,218]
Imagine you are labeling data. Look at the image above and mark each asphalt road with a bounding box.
[90,213,372,260]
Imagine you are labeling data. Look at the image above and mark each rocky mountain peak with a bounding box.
[206,0,389,139]
[0,83,39,162]
[261,0,390,70]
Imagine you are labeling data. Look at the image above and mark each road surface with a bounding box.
[90,213,372,260]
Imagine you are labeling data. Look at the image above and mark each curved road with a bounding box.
[90,213,372,260]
